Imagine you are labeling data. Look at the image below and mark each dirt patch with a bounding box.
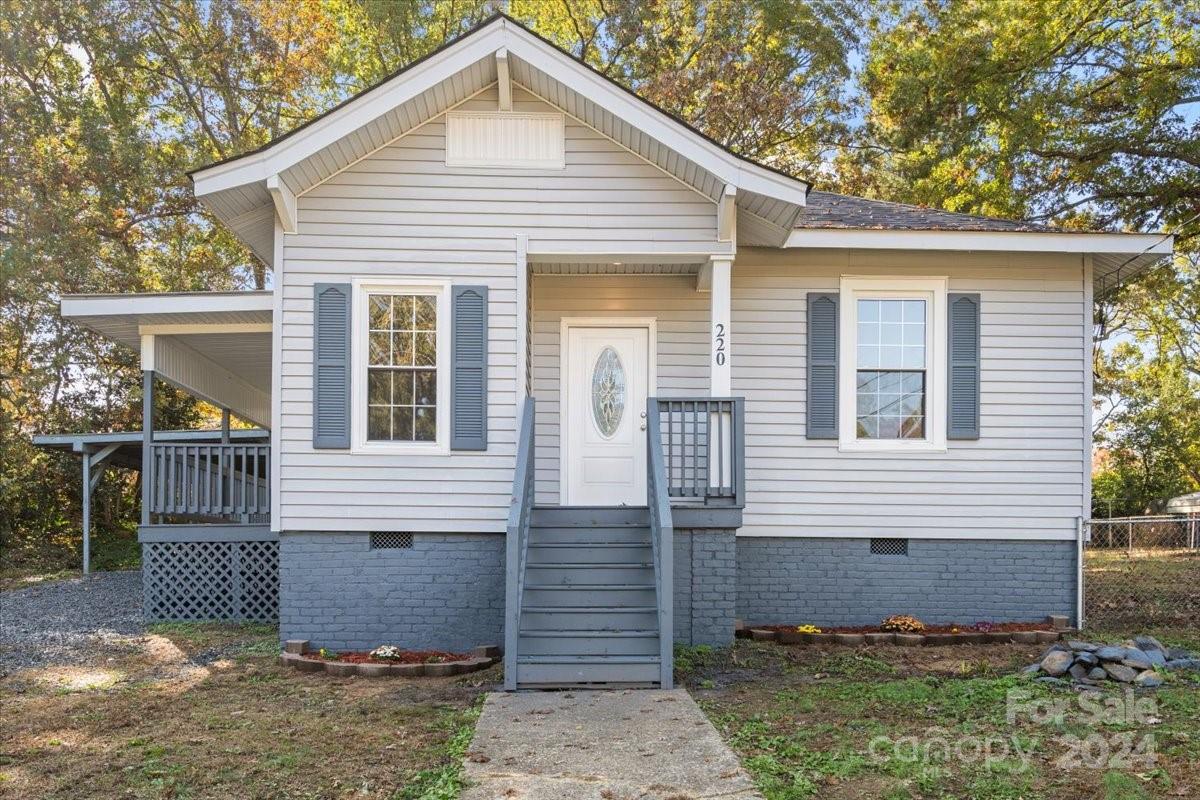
[760,620,1057,634]
[0,622,496,799]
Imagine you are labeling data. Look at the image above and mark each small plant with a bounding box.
[318,648,334,660]
[796,624,822,634]
[972,621,995,633]
[370,645,403,661]
[424,653,448,664]
[880,614,926,633]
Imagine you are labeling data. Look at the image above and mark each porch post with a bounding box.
[514,233,529,420]
[709,256,732,396]
[221,408,231,444]
[141,334,155,526]
[81,451,91,574]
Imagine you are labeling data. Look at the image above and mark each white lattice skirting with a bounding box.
[143,540,279,622]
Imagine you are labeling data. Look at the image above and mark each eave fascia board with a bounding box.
[190,22,507,198]
[61,291,274,320]
[784,228,1175,254]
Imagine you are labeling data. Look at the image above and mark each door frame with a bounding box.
[559,317,658,506]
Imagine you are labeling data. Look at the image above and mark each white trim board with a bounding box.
[349,277,452,456]
[785,228,1173,254]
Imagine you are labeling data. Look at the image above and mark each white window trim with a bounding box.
[838,276,948,453]
[351,277,451,455]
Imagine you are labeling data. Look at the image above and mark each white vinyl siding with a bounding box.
[277,87,716,532]
[733,247,1086,541]
[530,250,1085,539]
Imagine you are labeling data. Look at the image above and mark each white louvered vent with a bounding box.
[445,111,565,169]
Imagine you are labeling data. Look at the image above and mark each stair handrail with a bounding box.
[646,398,675,689]
[504,398,536,691]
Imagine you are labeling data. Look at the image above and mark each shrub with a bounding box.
[880,614,926,633]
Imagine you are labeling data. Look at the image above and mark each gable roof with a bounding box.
[189,13,811,264]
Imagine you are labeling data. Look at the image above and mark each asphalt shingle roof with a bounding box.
[795,191,1055,233]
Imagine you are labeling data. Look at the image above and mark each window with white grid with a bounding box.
[366,293,439,443]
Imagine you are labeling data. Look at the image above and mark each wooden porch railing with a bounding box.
[654,397,745,507]
[148,443,270,522]
[503,398,536,691]
[645,400,675,689]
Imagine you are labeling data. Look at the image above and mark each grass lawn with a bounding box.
[0,622,494,799]
[678,631,1200,800]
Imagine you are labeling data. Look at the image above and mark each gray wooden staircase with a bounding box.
[516,506,664,686]
[503,397,743,690]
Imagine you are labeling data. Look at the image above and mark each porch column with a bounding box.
[81,451,91,573]
[709,256,732,396]
[141,334,155,526]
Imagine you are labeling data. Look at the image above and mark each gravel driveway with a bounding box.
[0,571,144,673]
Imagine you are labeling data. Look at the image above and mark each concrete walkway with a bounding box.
[461,689,763,800]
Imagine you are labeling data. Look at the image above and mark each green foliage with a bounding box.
[396,700,483,800]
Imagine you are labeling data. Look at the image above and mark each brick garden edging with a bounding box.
[279,640,500,678]
[740,615,1069,648]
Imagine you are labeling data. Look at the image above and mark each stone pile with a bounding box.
[1025,635,1200,688]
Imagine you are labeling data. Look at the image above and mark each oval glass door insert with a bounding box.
[591,346,626,437]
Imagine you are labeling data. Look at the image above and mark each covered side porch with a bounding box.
[53,291,279,622]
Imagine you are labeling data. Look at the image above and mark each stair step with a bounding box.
[527,527,651,544]
[516,654,662,686]
[525,543,652,565]
[524,564,653,584]
[521,606,659,631]
[518,630,660,656]
[522,585,656,607]
[531,506,651,527]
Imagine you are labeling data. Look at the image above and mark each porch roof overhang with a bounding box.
[60,291,274,426]
[188,13,811,265]
[783,228,1175,296]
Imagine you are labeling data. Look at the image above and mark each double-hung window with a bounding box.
[839,277,947,452]
[352,280,449,452]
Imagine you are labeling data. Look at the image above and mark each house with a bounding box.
[52,15,1173,688]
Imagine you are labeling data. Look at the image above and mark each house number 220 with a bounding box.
[713,323,726,366]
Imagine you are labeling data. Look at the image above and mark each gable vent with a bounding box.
[445,111,564,169]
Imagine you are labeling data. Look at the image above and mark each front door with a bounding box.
[563,324,651,506]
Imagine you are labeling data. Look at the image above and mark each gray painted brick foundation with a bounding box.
[737,537,1077,627]
[279,532,505,652]
[674,529,738,647]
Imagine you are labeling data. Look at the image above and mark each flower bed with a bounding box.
[279,640,500,678]
[740,616,1067,647]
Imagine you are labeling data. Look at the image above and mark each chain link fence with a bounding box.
[1083,515,1200,629]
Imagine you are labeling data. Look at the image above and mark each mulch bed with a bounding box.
[760,621,1054,635]
[315,649,469,665]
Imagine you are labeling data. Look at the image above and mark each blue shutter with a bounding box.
[947,293,981,440]
[806,293,839,439]
[312,283,351,449]
[451,285,488,451]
